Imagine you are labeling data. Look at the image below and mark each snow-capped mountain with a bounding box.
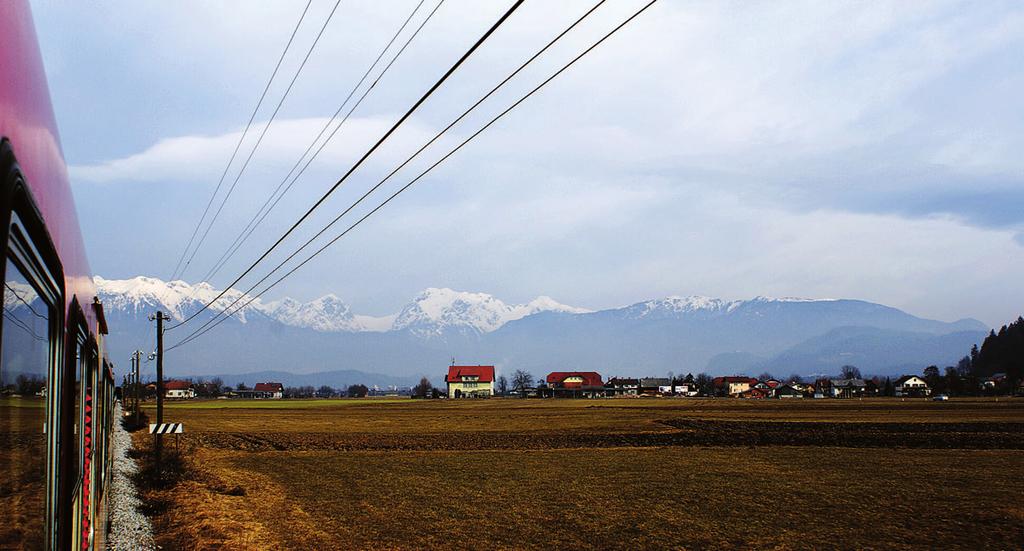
[94,276,262,323]
[91,275,989,380]
[92,276,588,335]
[391,287,590,337]
[261,295,363,333]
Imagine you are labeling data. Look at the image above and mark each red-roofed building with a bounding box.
[544,372,605,398]
[446,365,495,398]
[164,380,195,399]
[712,376,758,397]
[251,382,284,399]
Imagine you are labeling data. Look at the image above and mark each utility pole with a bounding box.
[130,349,143,427]
[128,354,135,422]
[149,311,171,467]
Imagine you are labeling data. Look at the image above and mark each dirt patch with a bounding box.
[186,420,1024,452]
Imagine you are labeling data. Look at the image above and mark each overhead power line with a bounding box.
[199,0,441,287]
[167,0,660,351]
[169,0,313,282]
[168,0,526,330]
[177,0,345,281]
[174,0,609,341]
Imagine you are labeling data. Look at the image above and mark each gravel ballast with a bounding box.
[106,402,156,551]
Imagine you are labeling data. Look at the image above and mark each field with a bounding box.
[133,398,1024,550]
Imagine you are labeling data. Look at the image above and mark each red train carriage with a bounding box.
[1,1,117,549]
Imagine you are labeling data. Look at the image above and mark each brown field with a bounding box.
[133,398,1024,550]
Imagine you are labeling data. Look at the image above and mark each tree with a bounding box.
[511,370,533,396]
[412,377,433,398]
[944,366,962,396]
[16,374,44,396]
[786,373,803,384]
[496,375,509,396]
[347,384,368,398]
[236,382,249,391]
[694,373,713,396]
[757,372,775,382]
[839,365,861,380]
[883,377,894,397]
[317,385,334,398]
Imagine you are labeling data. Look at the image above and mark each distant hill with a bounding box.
[93,276,989,381]
[205,370,421,390]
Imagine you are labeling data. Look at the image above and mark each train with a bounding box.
[1,1,117,549]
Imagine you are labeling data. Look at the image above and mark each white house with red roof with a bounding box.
[252,382,284,399]
[164,380,195,399]
[445,365,495,398]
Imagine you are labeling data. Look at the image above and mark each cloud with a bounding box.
[70,116,436,185]
[34,0,1024,328]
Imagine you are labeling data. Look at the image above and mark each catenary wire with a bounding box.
[179,0,610,337]
[199,0,439,286]
[167,0,525,330]
[169,0,313,282]
[168,0,659,350]
[177,0,345,281]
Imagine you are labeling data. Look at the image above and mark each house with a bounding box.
[164,380,195,399]
[895,375,931,397]
[545,372,605,398]
[763,379,782,389]
[253,382,284,399]
[640,378,672,396]
[234,382,284,399]
[739,387,772,399]
[712,376,758,397]
[671,378,699,397]
[446,365,495,398]
[775,385,804,399]
[605,377,640,396]
[829,378,867,398]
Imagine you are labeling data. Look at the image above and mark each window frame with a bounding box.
[1,138,67,549]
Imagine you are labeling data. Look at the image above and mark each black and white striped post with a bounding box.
[149,423,184,453]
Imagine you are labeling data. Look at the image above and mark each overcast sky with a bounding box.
[31,0,1024,327]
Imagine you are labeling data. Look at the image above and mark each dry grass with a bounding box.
[131,397,1024,550]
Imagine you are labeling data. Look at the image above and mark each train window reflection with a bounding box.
[1,257,51,549]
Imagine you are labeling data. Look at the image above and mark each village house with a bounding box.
[253,382,284,399]
[739,386,772,399]
[544,372,605,398]
[235,382,284,399]
[164,380,195,399]
[713,376,758,397]
[605,377,640,396]
[775,385,804,399]
[672,378,700,396]
[829,378,867,398]
[446,365,495,398]
[639,377,672,396]
[895,375,931,397]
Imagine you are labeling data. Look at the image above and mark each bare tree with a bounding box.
[412,377,433,398]
[840,365,862,380]
[497,375,509,396]
[511,370,533,396]
[757,372,775,382]
[694,373,714,396]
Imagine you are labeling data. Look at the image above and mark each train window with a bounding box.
[0,255,53,548]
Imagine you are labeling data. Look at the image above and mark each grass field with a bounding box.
[132,398,1024,550]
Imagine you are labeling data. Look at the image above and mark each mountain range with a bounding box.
[91,276,989,386]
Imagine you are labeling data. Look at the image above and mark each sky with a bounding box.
[29,0,1024,327]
